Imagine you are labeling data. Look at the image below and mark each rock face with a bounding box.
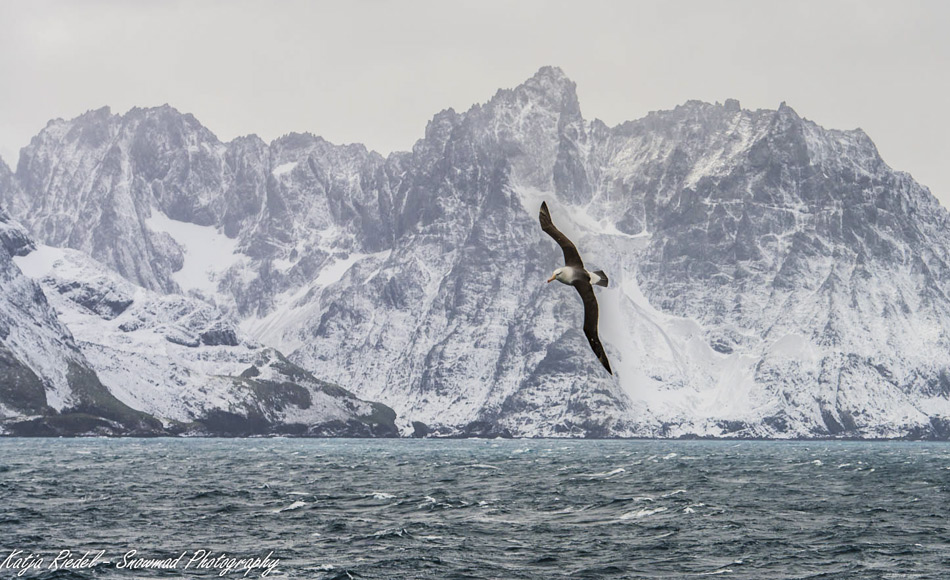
[0,205,161,434]
[1,157,396,437]
[3,67,950,438]
[6,241,397,437]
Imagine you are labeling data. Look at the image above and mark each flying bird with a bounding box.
[539,201,612,375]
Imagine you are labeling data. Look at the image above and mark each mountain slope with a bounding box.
[1,186,160,433]
[4,68,950,438]
[2,154,396,436]
[12,243,397,437]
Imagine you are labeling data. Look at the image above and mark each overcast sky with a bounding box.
[2,0,948,205]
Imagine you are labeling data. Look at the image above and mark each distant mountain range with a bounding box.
[2,66,949,438]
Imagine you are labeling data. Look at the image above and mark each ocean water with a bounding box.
[0,438,948,579]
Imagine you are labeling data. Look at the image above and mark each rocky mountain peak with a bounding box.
[3,70,950,439]
[73,105,113,124]
[489,66,580,119]
[520,65,577,101]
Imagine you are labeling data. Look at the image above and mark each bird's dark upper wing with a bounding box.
[539,201,584,269]
[574,281,612,375]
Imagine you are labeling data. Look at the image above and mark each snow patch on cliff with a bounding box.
[145,211,244,295]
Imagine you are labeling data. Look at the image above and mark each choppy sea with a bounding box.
[0,438,948,579]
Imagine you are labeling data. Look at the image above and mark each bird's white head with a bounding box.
[547,267,568,284]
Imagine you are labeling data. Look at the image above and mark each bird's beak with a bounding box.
[546,275,555,283]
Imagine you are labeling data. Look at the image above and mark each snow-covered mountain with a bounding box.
[1,184,161,434]
[11,244,397,436]
[1,157,396,436]
[3,66,950,438]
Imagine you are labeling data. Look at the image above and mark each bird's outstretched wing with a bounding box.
[574,281,612,375]
[539,201,584,269]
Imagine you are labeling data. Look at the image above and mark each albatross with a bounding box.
[539,201,612,375]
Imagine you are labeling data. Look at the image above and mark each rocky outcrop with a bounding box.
[8,243,398,437]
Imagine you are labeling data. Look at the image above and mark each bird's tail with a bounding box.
[591,270,609,287]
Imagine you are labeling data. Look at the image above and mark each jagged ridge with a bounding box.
[2,67,950,438]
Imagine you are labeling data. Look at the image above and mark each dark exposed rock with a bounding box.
[200,327,240,346]
[51,278,134,319]
[411,421,430,438]
[0,343,50,415]
[164,332,200,348]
